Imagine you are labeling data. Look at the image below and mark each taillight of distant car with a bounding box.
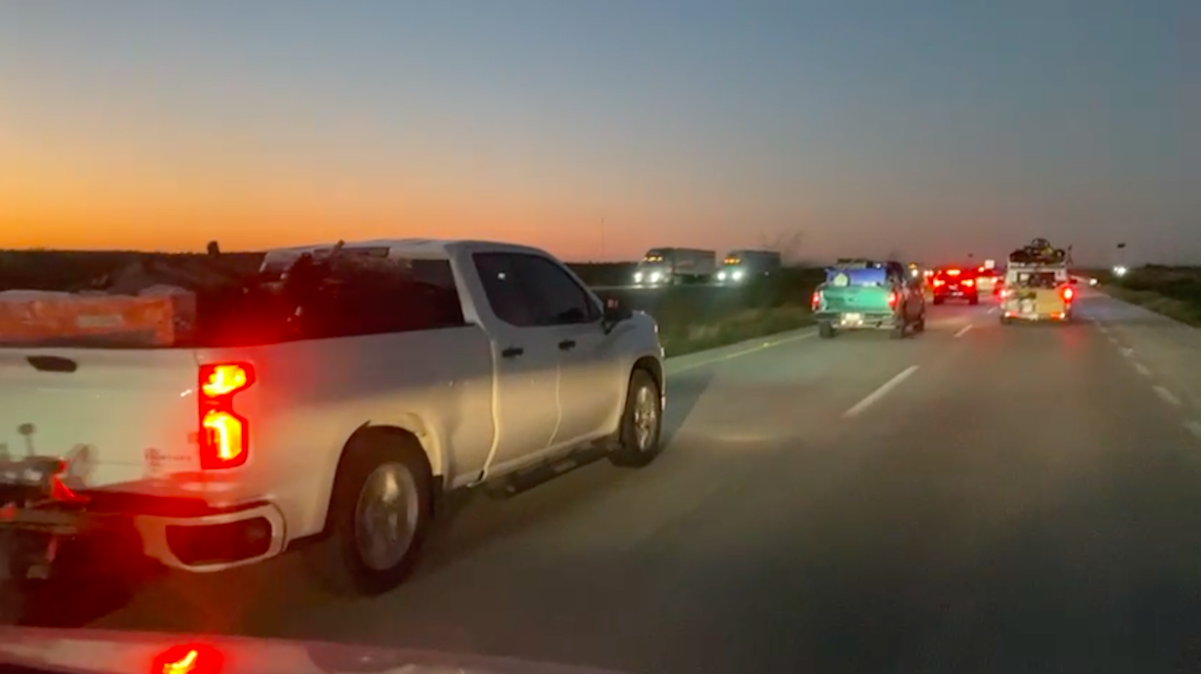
[811,290,822,311]
[1061,286,1074,303]
[887,291,898,308]
[963,279,975,287]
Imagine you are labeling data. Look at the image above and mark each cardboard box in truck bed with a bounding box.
[0,287,196,348]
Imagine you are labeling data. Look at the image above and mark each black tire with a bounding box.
[1000,316,1011,326]
[610,369,663,467]
[932,297,944,306]
[818,322,836,339]
[969,296,979,305]
[890,322,907,339]
[914,313,926,333]
[304,432,433,596]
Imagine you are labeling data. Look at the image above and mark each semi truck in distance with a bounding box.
[715,249,782,284]
[633,248,716,286]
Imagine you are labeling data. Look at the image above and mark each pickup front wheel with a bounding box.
[305,432,433,596]
[610,369,663,467]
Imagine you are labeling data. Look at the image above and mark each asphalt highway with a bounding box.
[85,288,1201,673]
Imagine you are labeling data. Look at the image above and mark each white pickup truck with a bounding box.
[0,239,664,597]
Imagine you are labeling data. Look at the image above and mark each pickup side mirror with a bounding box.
[602,297,633,334]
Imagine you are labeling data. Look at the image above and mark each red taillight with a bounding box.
[811,290,822,311]
[1061,286,1074,302]
[947,269,961,276]
[963,279,975,287]
[887,291,898,308]
[933,279,946,287]
[199,363,254,469]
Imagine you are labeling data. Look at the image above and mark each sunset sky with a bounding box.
[1,0,1196,264]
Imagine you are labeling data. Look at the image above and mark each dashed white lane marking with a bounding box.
[1098,325,1109,334]
[954,324,973,338]
[986,307,998,315]
[1185,421,1201,442]
[1120,347,1135,357]
[1153,385,1183,407]
[1133,362,1152,377]
[843,365,919,418]
[1108,336,1120,345]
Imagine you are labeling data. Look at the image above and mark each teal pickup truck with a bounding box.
[811,260,926,339]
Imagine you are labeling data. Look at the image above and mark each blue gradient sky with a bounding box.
[1,0,1196,264]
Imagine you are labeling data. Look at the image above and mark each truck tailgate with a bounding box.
[821,286,892,313]
[0,347,202,492]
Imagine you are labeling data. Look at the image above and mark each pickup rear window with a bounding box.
[1013,271,1061,289]
[0,255,467,349]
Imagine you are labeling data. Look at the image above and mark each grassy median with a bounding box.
[1095,266,1201,326]
[626,268,825,357]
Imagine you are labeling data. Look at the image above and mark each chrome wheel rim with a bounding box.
[633,384,659,451]
[354,462,419,571]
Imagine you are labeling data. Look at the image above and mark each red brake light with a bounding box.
[1061,286,1074,302]
[887,291,898,308]
[811,290,822,311]
[947,269,961,276]
[199,363,254,469]
[963,278,975,287]
[933,279,946,287]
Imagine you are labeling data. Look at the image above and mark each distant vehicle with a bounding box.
[974,266,1002,294]
[931,266,979,305]
[1000,238,1075,323]
[812,260,925,339]
[0,239,665,604]
[715,249,782,283]
[633,248,716,286]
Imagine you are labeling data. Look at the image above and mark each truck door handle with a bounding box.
[501,346,524,359]
[558,339,577,351]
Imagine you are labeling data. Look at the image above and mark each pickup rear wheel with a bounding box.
[305,432,432,596]
[610,369,663,467]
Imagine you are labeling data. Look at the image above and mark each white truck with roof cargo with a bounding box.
[0,239,665,599]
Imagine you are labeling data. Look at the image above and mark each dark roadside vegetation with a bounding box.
[0,250,823,357]
[1089,265,1201,326]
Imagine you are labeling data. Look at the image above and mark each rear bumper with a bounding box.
[1002,310,1071,322]
[933,290,978,299]
[135,501,286,572]
[814,311,899,330]
[1,493,287,574]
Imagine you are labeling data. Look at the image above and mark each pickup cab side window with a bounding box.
[509,254,600,326]
[472,253,541,327]
[472,252,599,327]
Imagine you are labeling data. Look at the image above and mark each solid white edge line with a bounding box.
[1132,362,1152,377]
[843,365,920,418]
[953,324,973,338]
[1152,385,1183,407]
